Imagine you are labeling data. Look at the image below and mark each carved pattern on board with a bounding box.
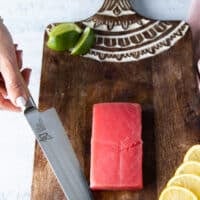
[82,0,189,62]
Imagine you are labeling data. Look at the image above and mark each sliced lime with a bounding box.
[47,23,82,51]
[71,26,95,55]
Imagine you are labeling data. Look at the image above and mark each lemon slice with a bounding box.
[47,23,82,51]
[71,26,95,55]
[175,161,200,177]
[184,145,200,162]
[167,174,200,199]
[159,186,197,200]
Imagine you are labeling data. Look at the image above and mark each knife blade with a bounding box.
[130,0,192,21]
[23,97,93,200]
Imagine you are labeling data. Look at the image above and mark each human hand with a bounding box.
[0,23,31,112]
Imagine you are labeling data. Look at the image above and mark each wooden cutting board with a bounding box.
[31,0,200,199]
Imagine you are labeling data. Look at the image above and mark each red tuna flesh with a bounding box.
[90,103,143,190]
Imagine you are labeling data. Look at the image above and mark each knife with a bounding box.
[130,0,192,21]
[19,95,93,200]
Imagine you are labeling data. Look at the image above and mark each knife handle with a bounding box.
[15,66,36,112]
[16,95,36,112]
[15,68,37,112]
[24,96,37,111]
[13,48,37,112]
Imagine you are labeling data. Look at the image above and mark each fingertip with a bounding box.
[6,83,28,108]
[16,96,27,108]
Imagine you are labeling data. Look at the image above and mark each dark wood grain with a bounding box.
[31,1,200,200]
[152,31,200,192]
[31,29,200,200]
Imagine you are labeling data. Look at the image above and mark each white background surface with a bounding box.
[0,0,190,199]
[0,1,102,199]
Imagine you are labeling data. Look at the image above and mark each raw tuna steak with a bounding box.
[90,103,143,190]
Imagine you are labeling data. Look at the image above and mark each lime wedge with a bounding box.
[47,23,82,51]
[71,26,95,55]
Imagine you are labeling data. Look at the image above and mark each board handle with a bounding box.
[98,0,134,13]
